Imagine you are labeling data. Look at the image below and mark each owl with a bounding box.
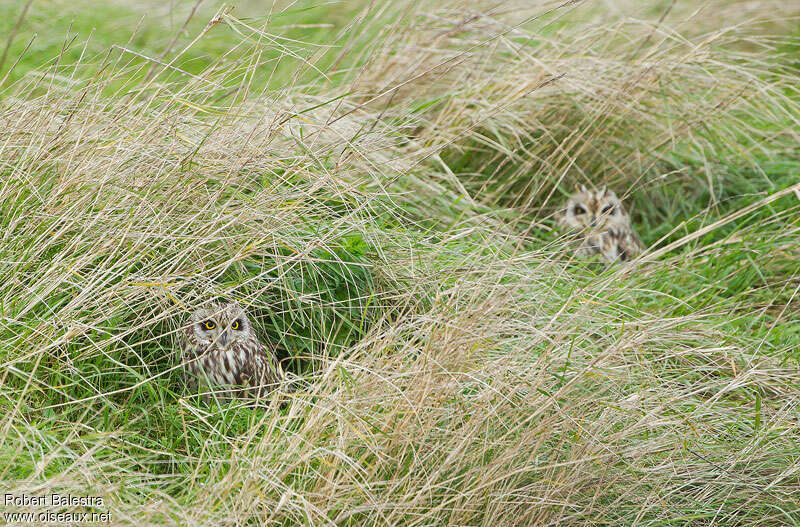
[557,185,644,262]
[181,302,285,402]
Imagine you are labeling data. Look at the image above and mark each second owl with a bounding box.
[558,185,644,263]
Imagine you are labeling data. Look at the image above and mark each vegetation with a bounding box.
[1,0,799,524]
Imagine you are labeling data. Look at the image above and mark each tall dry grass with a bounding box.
[1,0,799,525]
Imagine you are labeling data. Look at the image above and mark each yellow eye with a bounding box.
[203,321,216,330]
[231,320,240,330]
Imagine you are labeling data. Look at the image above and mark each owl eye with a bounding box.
[231,320,241,330]
[203,321,216,330]
[601,205,616,215]
[573,205,586,215]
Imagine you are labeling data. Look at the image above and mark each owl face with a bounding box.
[189,302,253,350]
[561,185,630,232]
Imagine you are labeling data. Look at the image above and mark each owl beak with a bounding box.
[590,215,597,228]
[219,332,228,348]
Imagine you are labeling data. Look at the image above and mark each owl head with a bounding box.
[560,185,631,231]
[189,302,253,349]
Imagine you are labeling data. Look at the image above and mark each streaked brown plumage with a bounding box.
[181,302,284,401]
[557,185,644,262]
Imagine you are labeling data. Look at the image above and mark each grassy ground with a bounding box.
[1,0,799,525]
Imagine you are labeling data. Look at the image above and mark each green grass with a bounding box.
[0,0,387,95]
[1,0,800,525]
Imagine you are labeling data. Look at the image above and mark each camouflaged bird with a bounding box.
[181,302,285,401]
[558,185,644,262]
